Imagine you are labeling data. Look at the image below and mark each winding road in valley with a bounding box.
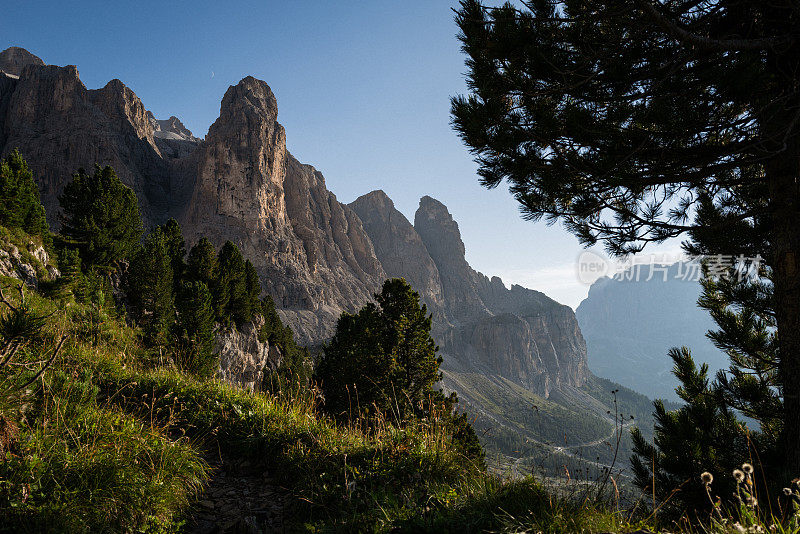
[443,372,636,480]
[509,419,635,479]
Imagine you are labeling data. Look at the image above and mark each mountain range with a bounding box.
[0,46,662,469]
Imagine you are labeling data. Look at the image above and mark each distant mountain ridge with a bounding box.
[576,263,727,401]
[146,112,199,143]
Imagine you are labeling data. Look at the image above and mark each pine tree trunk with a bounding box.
[763,29,800,475]
[768,160,800,476]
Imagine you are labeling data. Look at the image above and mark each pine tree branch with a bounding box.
[17,335,67,391]
[636,0,794,51]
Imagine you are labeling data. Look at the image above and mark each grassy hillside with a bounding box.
[444,371,611,447]
[0,246,644,532]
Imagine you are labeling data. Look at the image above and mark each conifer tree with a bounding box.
[52,247,83,302]
[631,255,779,510]
[186,237,217,285]
[244,259,261,312]
[316,279,483,464]
[217,241,248,326]
[174,280,217,377]
[630,347,751,512]
[187,237,225,319]
[259,295,286,346]
[59,165,142,271]
[452,0,800,474]
[127,228,174,347]
[160,218,186,287]
[376,278,442,408]
[316,278,442,422]
[0,150,49,240]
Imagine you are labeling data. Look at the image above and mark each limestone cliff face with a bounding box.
[413,196,490,322]
[349,191,444,315]
[0,47,44,77]
[175,76,385,344]
[0,46,588,396]
[0,51,384,346]
[177,76,295,272]
[215,315,282,391]
[350,192,589,397]
[0,235,59,289]
[0,58,172,224]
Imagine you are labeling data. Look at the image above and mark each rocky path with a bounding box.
[186,459,290,533]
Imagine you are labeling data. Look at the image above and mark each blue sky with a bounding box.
[2,1,683,307]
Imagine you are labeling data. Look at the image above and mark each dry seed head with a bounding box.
[733,469,745,483]
[742,463,754,475]
[783,487,793,496]
[701,471,714,485]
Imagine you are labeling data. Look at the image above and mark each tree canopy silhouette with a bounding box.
[452,0,800,475]
[316,278,442,423]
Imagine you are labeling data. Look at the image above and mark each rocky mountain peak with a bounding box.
[95,78,157,143]
[351,191,588,398]
[416,195,449,220]
[17,63,83,103]
[354,189,393,209]
[198,76,286,194]
[0,56,173,223]
[182,75,287,228]
[213,76,279,134]
[0,47,44,77]
[147,112,199,142]
[414,195,467,262]
[413,195,486,322]
[175,75,384,344]
[349,190,444,313]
